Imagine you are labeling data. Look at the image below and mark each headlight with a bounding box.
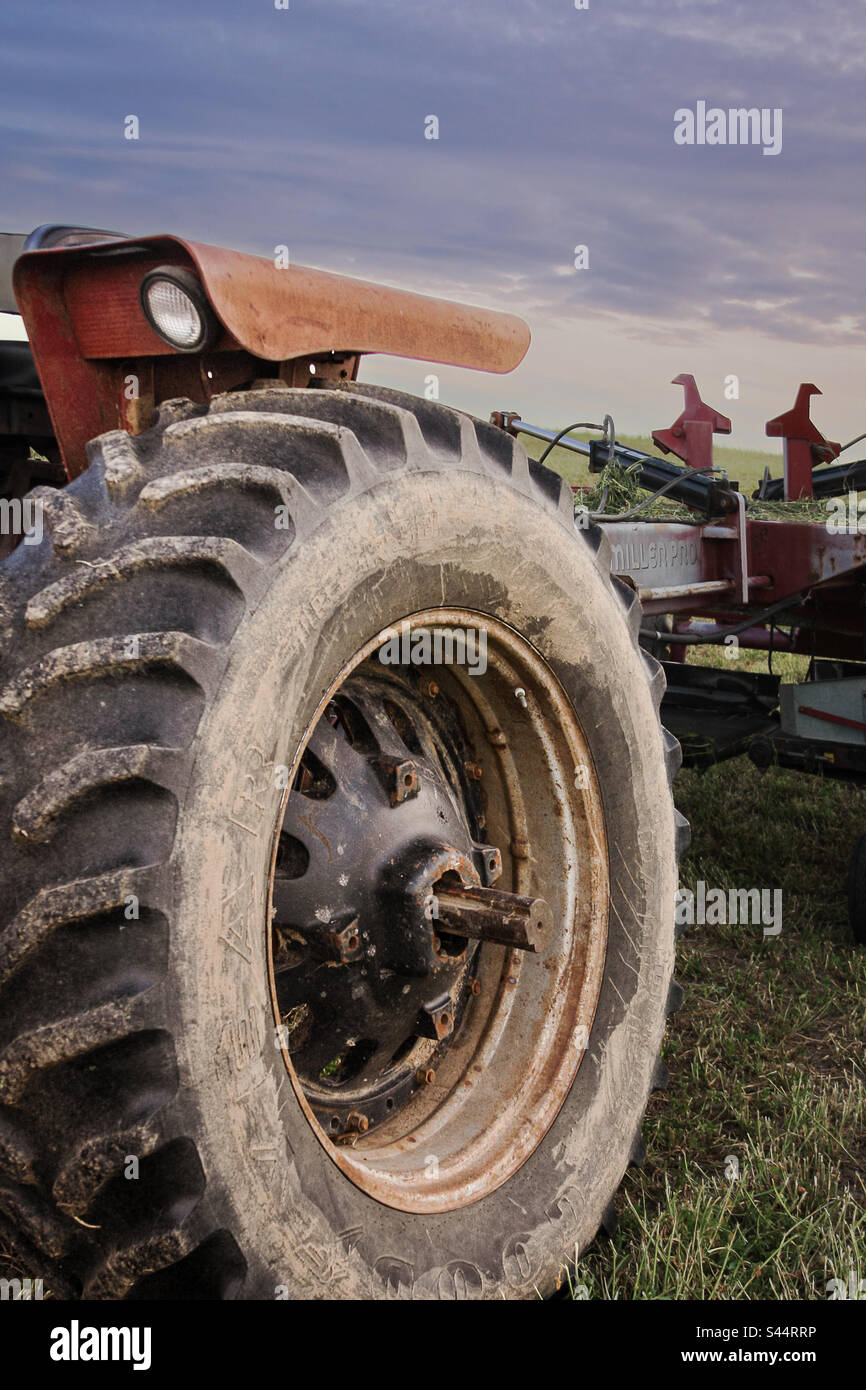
[139,266,218,352]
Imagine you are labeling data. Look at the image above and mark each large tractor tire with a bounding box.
[0,384,686,1300]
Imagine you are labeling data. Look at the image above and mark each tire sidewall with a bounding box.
[170,464,676,1300]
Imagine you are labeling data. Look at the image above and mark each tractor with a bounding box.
[6,221,854,1302]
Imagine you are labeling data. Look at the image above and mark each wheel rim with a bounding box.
[267,609,609,1212]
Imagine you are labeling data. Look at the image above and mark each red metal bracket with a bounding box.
[652,374,732,473]
[765,383,841,501]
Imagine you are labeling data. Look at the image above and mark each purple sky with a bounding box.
[2,0,864,448]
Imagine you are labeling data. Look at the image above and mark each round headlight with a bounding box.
[139,267,217,352]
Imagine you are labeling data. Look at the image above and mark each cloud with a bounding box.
[1,0,862,445]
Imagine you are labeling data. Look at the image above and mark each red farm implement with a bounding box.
[496,376,866,800]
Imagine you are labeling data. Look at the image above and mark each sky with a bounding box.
[1,0,864,449]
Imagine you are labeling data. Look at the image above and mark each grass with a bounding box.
[525,430,775,495]
[568,642,866,1300]
[527,431,832,523]
[533,421,866,1298]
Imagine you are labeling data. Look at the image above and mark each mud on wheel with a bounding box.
[0,383,686,1299]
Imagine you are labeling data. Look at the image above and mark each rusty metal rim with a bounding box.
[266,608,609,1213]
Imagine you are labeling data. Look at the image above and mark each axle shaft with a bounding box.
[434,883,552,954]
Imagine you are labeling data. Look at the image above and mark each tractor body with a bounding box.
[3,224,528,481]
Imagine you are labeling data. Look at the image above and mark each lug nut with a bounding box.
[313,917,363,964]
[345,1111,369,1134]
[372,756,419,806]
[465,762,483,781]
[415,1067,436,1086]
[416,1000,455,1040]
[469,978,481,996]
[419,676,439,698]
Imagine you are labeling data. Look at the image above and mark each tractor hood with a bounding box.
[14,234,530,374]
[12,232,531,476]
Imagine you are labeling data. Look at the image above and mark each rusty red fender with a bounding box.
[182,240,531,370]
[13,235,531,477]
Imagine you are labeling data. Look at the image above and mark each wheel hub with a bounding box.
[271,670,510,1135]
[266,609,608,1213]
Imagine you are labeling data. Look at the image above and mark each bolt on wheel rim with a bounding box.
[267,610,609,1212]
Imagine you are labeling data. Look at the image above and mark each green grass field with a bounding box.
[567,645,866,1300]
